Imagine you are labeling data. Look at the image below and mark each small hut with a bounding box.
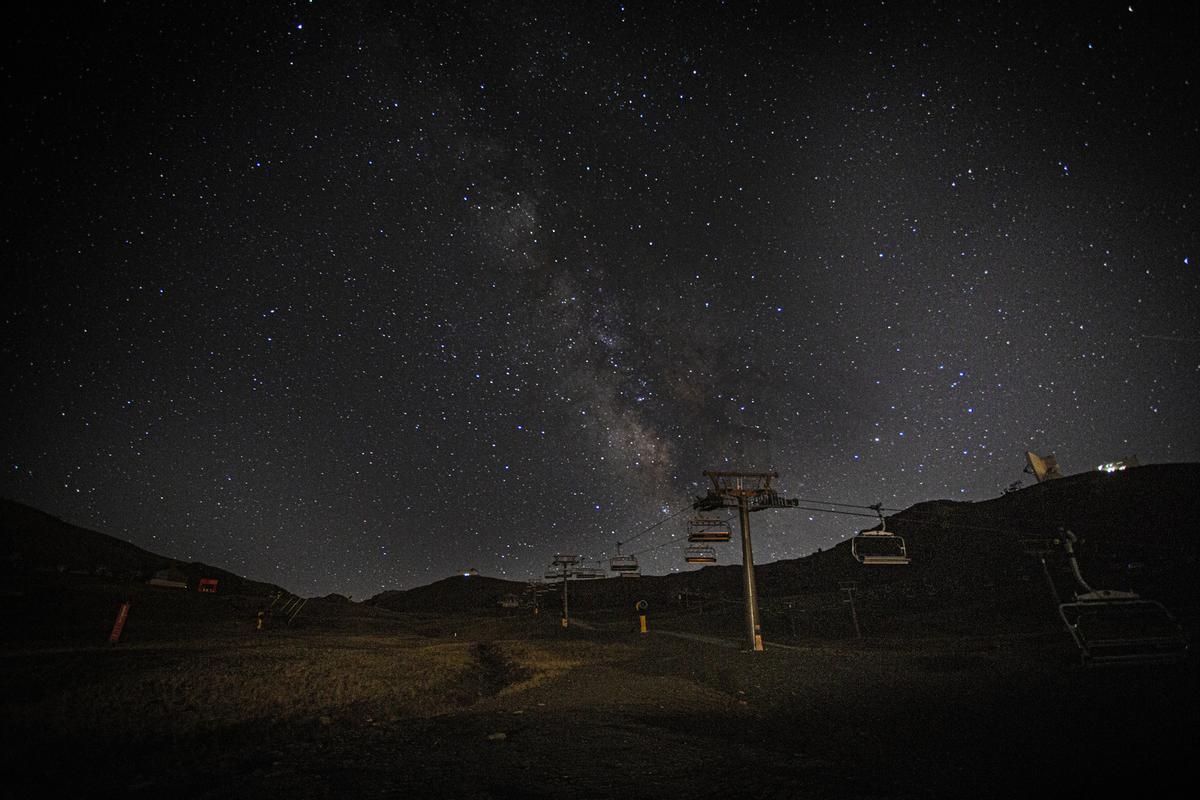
[148,567,187,589]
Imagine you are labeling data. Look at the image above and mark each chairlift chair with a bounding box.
[851,504,911,565]
[684,545,717,564]
[1056,531,1187,666]
[572,566,605,580]
[609,555,640,572]
[609,545,641,575]
[687,516,732,542]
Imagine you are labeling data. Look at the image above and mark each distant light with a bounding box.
[1097,462,1128,473]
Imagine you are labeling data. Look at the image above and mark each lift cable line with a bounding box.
[616,504,693,548]
[585,481,1163,582]
[627,533,687,558]
[789,498,905,512]
[621,500,1139,563]
[591,503,695,572]
[779,497,1151,535]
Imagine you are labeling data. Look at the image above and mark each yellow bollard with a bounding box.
[639,614,647,634]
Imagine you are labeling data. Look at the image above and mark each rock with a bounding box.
[319,715,333,726]
[486,732,507,741]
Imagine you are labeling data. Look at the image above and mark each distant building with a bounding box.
[462,567,480,577]
[148,567,187,589]
[1097,455,1141,473]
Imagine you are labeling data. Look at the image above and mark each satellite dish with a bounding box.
[1024,451,1063,483]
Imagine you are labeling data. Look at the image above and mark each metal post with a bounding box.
[1037,556,1062,605]
[738,496,764,652]
[843,586,862,639]
[561,574,569,628]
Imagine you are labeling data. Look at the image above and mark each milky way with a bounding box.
[5,2,1198,598]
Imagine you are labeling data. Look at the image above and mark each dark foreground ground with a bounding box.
[2,586,1197,800]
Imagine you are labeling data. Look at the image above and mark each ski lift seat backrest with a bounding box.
[610,555,639,572]
[688,517,732,542]
[851,528,911,565]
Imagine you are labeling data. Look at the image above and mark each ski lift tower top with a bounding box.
[704,470,778,497]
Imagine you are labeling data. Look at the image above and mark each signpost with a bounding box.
[109,601,131,643]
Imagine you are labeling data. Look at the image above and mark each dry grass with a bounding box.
[1,621,635,747]
[2,608,1195,799]
[5,634,476,738]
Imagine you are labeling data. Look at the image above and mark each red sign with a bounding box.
[109,601,131,643]
[198,578,218,593]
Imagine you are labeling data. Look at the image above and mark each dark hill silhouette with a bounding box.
[0,498,283,596]
[369,575,525,613]
[7,462,1196,625]
[366,463,1200,622]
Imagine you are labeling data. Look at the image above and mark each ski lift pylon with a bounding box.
[851,504,911,565]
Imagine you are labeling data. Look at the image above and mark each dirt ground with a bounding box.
[2,602,1196,800]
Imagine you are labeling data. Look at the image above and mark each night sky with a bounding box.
[5,2,1198,599]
